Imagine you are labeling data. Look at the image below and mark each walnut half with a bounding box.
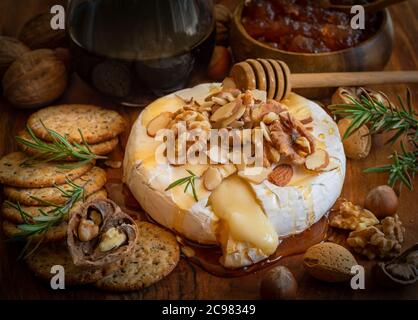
[329,200,379,231]
[347,214,405,260]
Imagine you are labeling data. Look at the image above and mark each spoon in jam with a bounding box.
[320,0,408,13]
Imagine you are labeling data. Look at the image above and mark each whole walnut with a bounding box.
[2,49,68,108]
[19,12,67,50]
[0,36,30,78]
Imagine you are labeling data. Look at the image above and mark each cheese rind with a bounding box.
[124,83,346,268]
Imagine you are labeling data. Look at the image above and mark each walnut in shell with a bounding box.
[2,49,68,108]
[0,36,30,78]
[67,199,138,269]
[19,12,66,49]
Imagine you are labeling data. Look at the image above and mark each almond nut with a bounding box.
[203,167,223,191]
[147,112,173,137]
[305,149,330,171]
[338,118,371,160]
[303,242,358,282]
[268,164,293,187]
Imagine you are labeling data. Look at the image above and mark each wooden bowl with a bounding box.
[230,2,394,98]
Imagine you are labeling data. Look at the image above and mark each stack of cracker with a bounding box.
[0,104,181,291]
[0,104,125,241]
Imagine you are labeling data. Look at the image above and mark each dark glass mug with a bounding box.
[67,0,215,106]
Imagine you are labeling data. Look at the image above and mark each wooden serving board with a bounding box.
[0,0,418,300]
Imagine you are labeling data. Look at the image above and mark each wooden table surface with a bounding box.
[0,0,418,300]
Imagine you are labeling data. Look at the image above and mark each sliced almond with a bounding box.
[216,164,237,179]
[207,145,229,164]
[260,121,272,143]
[292,106,312,124]
[146,112,173,137]
[266,145,281,163]
[268,164,293,187]
[295,136,312,154]
[210,99,241,123]
[263,112,279,125]
[241,90,254,106]
[238,166,272,184]
[321,157,340,172]
[220,103,247,128]
[227,120,245,129]
[305,149,330,171]
[203,167,223,191]
[212,96,228,106]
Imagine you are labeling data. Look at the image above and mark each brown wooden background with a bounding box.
[0,0,417,300]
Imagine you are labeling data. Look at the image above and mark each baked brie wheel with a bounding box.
[124,83,346,269]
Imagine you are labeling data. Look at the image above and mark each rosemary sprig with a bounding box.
[365,143,418,191]
[329,89,418,144]
[329,89,418,191]
[16,123,107,168]
[5,179,85,258]
[165,169,199,201]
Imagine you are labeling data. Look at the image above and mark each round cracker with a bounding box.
[27,104,126,144]
[0,152,94,188]
[95,221,180,292]
[2,188,108,224]
[17,130,119,157]
[25,242,109,285]
[4,167,107,206]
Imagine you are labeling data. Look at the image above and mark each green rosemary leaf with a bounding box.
[165,177,191,191]
[16,123,106,168]
[165,170,199,202]
[330,89,418,192]
[10,179,85,257]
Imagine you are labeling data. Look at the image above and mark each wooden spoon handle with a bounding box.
[290,71,418,88]
[324,0,408,12]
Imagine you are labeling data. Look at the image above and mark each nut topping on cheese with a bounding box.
[124,83,346,269]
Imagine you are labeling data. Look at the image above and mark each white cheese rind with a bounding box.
[124,83,346,268]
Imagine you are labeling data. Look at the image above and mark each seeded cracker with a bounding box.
[17,130,119,157]
[4,167,107,206]
[95,221,180,291]
[2,188,108,224]
[27,104,126,144]
[0,152,94,188]
[25,242,114,285]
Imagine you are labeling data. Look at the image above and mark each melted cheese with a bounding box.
[141,96,184,126]
[209,175,279,256]
[170,164,210,210]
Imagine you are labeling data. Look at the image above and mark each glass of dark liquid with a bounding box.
[68,0,215,106]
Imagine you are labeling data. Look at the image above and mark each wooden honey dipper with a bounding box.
[229,59,418,101]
